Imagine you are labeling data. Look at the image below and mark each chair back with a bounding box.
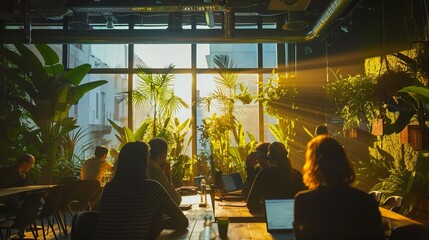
[382,196,403,212]
[12,191,44,230]
[74,180,101,211]
[71,211,99,240]
[58,180,87,209]
[389,224,429,240]
[369,191,383,205]
[39,185,65,218]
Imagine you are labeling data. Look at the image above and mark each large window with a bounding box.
[63,39,287,157]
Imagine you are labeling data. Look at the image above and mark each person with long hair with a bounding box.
[294,136,384,240]
[93,141,188,239]
[247,142,305,212]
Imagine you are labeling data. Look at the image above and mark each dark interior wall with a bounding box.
[287,0,425,173]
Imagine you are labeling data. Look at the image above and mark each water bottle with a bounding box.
[200,178,207,205]
[199,216,216,240]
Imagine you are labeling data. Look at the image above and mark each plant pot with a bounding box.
[348,128,358,138]
[371,119,383,136]
[400,125,429,151]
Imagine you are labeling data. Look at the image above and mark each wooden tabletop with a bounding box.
[0,185,55,201]
[156,195,422,240]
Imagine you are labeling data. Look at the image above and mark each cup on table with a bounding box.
[216,217,229,239]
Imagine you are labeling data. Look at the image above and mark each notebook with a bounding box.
[264,199,295,240]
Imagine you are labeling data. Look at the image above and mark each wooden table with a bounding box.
[0,185,55,201]
[379,207,421,228]
[157,196,423,240]
[214,200,265,222]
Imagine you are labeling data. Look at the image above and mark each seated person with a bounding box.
[242,142,270,197]
[0,153,35,188]
[294,136,384,240]
[94,141,189,239]
[247,142,305,213]
[80,145,113,184]
[314,124,328,136]
[149,137,182,205]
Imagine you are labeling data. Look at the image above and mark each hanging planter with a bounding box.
[407,125,429,151]
[371,118,384,136]
[348,128,358,138]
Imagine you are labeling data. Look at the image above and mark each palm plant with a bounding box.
[117,64,188,138]
[0,44,107,183]
[199,54,253,176]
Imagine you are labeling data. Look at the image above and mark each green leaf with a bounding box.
[14,44,49,86]
[69,80,108,104]
[44,64,64,78]
[35,44,60,67]
[63,64,91,86]
[399,86,429,104]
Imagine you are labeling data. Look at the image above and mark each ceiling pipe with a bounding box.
[1,0,356,44]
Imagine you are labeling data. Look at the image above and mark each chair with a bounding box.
[388,224,429,240]
[0,191,44,239]
[37,185,65,240]
[73,180,101,213]
[56,180,87,236]
[369,191,383,205]
[382,196,404,213]
[57,180,101,236]
[71,211,99,240]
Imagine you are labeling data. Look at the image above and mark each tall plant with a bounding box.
[117,64,189,138]
[0,44,107,183]
[199,54,252,176]
[257,70,298,149]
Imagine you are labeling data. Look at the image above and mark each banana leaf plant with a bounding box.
[108,119,150,150]
[229,122,257,178]
[0,44,107,183]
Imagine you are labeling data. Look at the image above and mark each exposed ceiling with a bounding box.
[0,0,366,44]
[0,0,427,52]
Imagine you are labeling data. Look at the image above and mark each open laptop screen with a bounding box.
[221,173,243,192]
[265,199,294,231]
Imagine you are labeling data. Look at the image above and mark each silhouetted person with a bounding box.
[80,146,113,184]
[94,141,188,239]
[0,153,35,188]
[149,137,181,205]
[294,136,384,240]
[242,142,270,197]
[247,142,305,213]
[314,125,328,136]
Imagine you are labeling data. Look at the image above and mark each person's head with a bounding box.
[255,142,270,168]
[314,125,328,136]
[148,137,168,165]
[17,153,35,174]
[267,142,292,176]
[113,141,149,183]
[94,146,109,159]
[303,135,355,189]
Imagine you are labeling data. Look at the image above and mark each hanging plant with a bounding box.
[325,70,381,133]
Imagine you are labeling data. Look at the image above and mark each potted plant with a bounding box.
[0,44,107,183]
[325,71,381,134]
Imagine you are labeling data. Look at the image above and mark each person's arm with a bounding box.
[151,182,189,230]
[154,167,182,205]
[246,170,264,213]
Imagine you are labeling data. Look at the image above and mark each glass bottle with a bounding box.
[199,216,216,240]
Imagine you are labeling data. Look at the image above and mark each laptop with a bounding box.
[220,173,245,200]
[264,199,295,240]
